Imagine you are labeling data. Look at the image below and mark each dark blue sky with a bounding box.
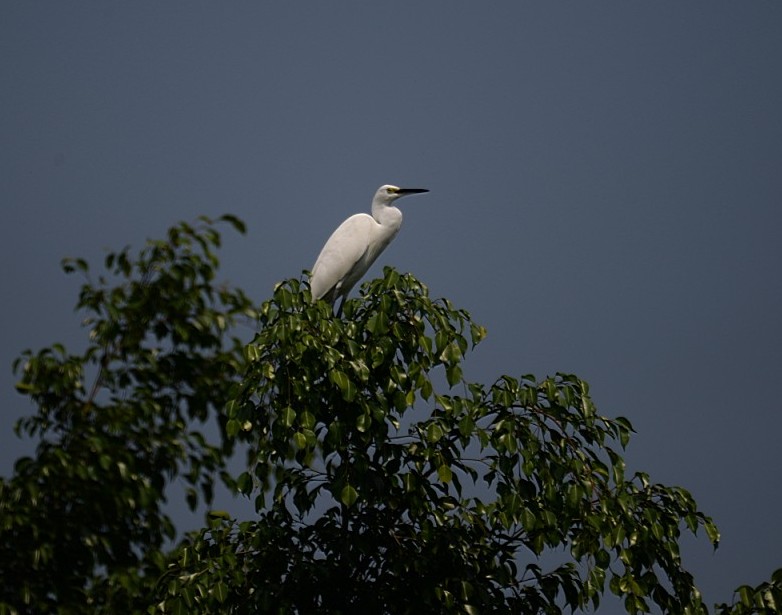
[2,3,781,610]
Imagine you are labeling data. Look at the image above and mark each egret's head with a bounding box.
[374,184,429,205]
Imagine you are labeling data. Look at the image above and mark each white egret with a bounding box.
[310,184,429,315]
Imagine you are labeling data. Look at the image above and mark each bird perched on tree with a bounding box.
[310,184,429,316]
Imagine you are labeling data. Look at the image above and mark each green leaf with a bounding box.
[236,472,253,494]
[439,340,462,364]
[340,484,358,507]
[300,410,316,429]
[437,464,452,483]
[705,519,720,548]
[244,344,260,361]
[219,213,247,234]
[421,378,433,401]
[458,415,474,437]
[356,412,371,433]
[330,370,357,401]
[470,323,487,345]
[739,585,753,607]
[446,363,462,387]
[434,329,448,355]
[521,507,537,531]
[426,422,444,443]
[367,311,389,335]
[280,406,296,427]
[226,419,240,437]
[213,580,229,603]
[171,597,189,615]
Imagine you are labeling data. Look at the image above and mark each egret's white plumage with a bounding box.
[310,184,428,315]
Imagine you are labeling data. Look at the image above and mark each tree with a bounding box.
[715,572,782,615]
[0,216,777,614]
[155,271,720,615]
[1,216,255,613]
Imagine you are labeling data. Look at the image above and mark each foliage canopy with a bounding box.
[1,216,778,614]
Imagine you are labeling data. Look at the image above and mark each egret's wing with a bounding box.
[310,214,373,302]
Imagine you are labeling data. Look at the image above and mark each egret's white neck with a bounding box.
[372,201,403,229]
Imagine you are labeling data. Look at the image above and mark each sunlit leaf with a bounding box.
[437,464,452,483]
[280,406,296,427]
[340,484,358,507]
[426,422,444,443]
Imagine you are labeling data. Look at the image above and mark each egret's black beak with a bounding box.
[397,188,429,196]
